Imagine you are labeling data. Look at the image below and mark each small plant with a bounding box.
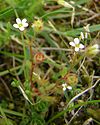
[0,0,100,125]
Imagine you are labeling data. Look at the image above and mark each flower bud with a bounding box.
[63,73,78,86]
[32,19,43,33]
[84,24,90,32]
[80,32,84,40]
[34,52,45,63]
[57,0,65,5]
[86,44,99,56]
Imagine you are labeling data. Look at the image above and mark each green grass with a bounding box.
[0,0,100,125]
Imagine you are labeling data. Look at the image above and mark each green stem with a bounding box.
[0,66,21,76]
[21,33,27,80]
[68,52,86,73]
[0,106,10,125]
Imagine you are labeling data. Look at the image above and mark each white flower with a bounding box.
[13,18,28,31]
[69,38,85,52]
[62,83,72,91]
[62,83,67,91]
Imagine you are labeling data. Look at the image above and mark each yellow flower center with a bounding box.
[18,23,23,27]
[75,44,80,48]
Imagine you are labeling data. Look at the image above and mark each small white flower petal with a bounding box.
[22,19,28,27]
[75,47,79,52]
[62,83,66,87]
[62,84,65,87]
[23,23,28,27]
[16,18,21,24]
[93,44,99,49]
[13,24,19,28]
[63,87,66,91]
[80,32,84,40]
[67,86,72,90]
[79,44,85,49]
[22,18,27,23]
[69,42,75,47]
[19,27,25,31]
[74,38,80,44]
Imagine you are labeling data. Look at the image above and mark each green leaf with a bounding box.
[11,79,20,87]
[0,7,13,19]
[45,24,100,37]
